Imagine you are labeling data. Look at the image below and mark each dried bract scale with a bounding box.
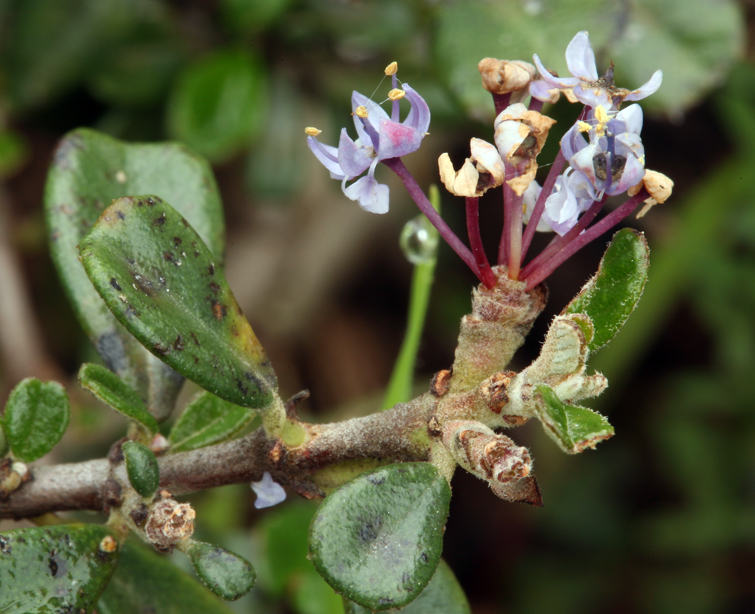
[479,370,516,413]
[490,475,543,506]
[430,370,452,397]
[145,499,195,550]
[632,170,674,218]
[442,420,532,484]
[0,460,29,498]
[478,58,536,97]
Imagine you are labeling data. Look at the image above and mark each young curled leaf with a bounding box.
[122,441,160,498]
[535,384,614,454]
[563,228,649,351]
[79,363,159,433]
[79,196,278,411]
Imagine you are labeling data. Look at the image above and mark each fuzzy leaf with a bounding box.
[0,524,120,613]
[309,463,451,611]
[98,540,236,614]
[535,384,614,454]
[78,363,159,433]
[343,559,471,614]
[79,195,277,410]
[45,128,224,420]
[564,228,650,352]
[169,391,255,453]
[2,378,70,462]
[122,441,160,499]
[184,540,256,601]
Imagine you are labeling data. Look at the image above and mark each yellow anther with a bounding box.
[354,106,369,119]
[577,121,592,132]
[304,127,322,136]
[595,105,609,124]
[385,61,398,76]
[388,88,405,101]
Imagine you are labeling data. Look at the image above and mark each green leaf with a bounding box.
[0,523,120,613]
[78,363,159,433]
[122,441,160,498]
[309,463,451,611]
[383,187,440,409]
[3,378,70,462]
[45,127,225,420]
[343,559,471,614]
[98,539,236,614]
[563,228,650,352]
[166,49,268,163]
[434,0,744,118]
[79,195,277,410]
[535,384,614,454]
[184,540,256,601]
[169,391,255,453]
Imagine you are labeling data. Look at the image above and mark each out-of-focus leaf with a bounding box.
[535,384,614,454]
[184,540,256,601]
[220,0,294,34]
[169,391,255,453]
[122,441,160,498]
[0,129,29,178]
[45,127,225,420]
[309,463,450,611]
[98,539,236,614]
[343,559,470,614]
[78,363,159,432]
[0,523,120,613]
[2,378,70,462]
[563,229,649,352]
[89,41,184,106]
[434,0,744,118]
[166,49,268,163]
[79,196,278,410]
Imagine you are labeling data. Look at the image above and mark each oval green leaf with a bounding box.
[79,195,277,410]
[309,463,451,611]
[184,540,256,601]
[535,384,614,454]
[3,378,70,462]
[79,363,159,433]
[563,228,650,352]
[0,523,120,613]
[343,559,471,614]
[98,540,236,614]
[169,391,255,453]
[122,441,160,499]
[45,128,225,420]
[166,49,268,163]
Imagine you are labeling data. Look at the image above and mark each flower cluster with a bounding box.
[305,32,672,289]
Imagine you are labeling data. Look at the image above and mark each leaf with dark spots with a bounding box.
[45,128,224,421]
[0,524,120,613]
[80,196,277,410]
[184,540,256,601]
[309,463,450,611]
[153,213,167,226]
[98,540,236,614]
[110,277,122,291]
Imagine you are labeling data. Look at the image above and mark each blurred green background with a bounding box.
[0,0,754,612]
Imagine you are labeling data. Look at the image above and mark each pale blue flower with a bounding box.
[533,31,662,110]
[524,171,596,235]
[251,472,286,509]
[307,84,430,214]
